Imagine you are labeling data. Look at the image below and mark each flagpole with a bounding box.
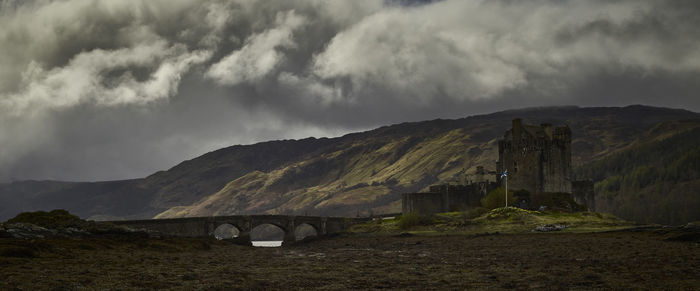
[505,172,508,208]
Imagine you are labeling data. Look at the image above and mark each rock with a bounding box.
[0,224,11,238]
[5,223,58,238]
[534,224,568,232]
[58,227,89,236]
[0,221,161,239]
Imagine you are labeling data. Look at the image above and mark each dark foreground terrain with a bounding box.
[1,228,699,290]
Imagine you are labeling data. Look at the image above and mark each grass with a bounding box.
[349,207,634,235]
[5,209,84,229]
[397,212,436,230]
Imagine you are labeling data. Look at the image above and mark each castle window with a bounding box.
[513,161,518,173]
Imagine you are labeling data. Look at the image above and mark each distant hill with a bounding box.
[575,122,700,224]
[2,105,699,224]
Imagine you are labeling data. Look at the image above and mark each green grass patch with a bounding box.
[397,212,436,230]
[348,207,634,235]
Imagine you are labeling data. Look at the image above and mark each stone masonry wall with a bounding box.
[497,119,572,195]
[402,192,443,215]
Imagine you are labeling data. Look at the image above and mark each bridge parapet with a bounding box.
[110,215,370,245]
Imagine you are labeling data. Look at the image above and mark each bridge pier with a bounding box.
[320,218,327,236]
[281,217,296,246]
[233,231,252,246]
[282,231,296,245]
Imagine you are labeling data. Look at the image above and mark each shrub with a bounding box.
[398,212,431,230]
[480,187,516,210]
[531,192,586,212]
[5,209,84,229]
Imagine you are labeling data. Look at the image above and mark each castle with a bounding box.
[402,118,595,214]
[498,118,571,194]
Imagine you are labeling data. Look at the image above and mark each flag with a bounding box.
[501,170,508,178]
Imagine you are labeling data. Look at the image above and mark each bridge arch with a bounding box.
[109,215,369,246]
[250,221,288,233]
[213,223,240,240]
[294,222,319,241]
[250,223,287,242]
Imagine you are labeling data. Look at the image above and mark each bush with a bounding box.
[5,209,84,229]
[531,192,586,212]
[481,187,516,210]
[398,212,431,230]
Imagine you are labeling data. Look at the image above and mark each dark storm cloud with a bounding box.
[1,0,699,181]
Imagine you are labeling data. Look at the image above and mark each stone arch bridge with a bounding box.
[110,215,371,245]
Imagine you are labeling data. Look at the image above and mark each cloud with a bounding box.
[1,0,700,181]
[207,10,306,85]
[310,0,700,105]
[2,42,211,116]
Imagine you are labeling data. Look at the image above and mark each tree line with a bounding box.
[575,126,700,224]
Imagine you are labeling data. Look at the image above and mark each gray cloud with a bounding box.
[1,0,699,181]
[206,10,307,85]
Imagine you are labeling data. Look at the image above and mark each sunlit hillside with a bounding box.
[2,105,699,225]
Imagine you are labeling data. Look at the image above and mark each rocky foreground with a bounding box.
[1,225,699,290]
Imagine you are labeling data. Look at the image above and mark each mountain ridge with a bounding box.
[2,105,699,224]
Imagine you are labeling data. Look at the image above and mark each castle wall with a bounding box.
[497,119,572,195]
[402,118,579,215]
[402,182,496,215]
[429,184,489,211]
[498,139,542,194]
[402,192,443,215]
[543,128,572,193]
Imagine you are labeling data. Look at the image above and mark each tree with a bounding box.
[481,187,516,210]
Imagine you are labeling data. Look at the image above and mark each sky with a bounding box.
[1,0,700,182]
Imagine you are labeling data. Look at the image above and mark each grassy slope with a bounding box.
[156,128,485,217]
[575,125,700,224]
[157,106,700,219]
[349,207,634,235]
[2,105,700,221]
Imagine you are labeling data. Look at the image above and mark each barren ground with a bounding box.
[1,228,699,290]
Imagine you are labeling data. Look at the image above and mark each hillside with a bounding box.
[154,106,700,221]
[2,105,699,224]
[575,124,700,224]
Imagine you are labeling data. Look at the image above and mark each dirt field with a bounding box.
[1,228,699,290]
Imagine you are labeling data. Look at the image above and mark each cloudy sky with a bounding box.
[1,0,699,182]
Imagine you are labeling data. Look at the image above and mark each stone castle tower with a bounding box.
[402,118,594,215]
[497,118,572,194]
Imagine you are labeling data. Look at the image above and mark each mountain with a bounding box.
[574,122,700,224]
[2,105,699,224]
